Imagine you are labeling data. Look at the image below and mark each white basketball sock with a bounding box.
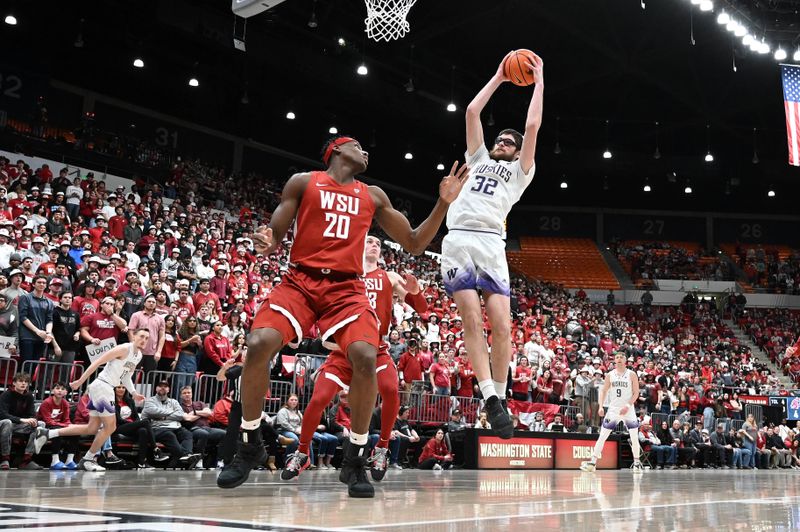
[349,432,368,446]
[479,380,497,400]
[492,380,507,399]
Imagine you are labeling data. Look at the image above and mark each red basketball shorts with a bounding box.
[316,349,396,392]
[251,268,379,352]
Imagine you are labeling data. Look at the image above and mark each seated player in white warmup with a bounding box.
[57,329,149,471]
[580,352,644,472]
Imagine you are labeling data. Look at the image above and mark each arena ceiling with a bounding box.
[4,0,800,214]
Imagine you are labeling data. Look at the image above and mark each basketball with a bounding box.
[503,49,537,86]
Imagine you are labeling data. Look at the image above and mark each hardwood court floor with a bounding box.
[0,467,797,530]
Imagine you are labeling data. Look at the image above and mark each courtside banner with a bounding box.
[477,435,554,469]
[554,438,618,469]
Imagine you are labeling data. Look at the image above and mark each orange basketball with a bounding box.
[503,49,537,86]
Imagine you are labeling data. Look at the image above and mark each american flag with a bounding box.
[781,64,800,166]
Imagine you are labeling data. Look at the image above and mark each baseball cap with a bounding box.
[7,269,23,278]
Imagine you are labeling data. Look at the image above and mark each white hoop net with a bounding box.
[364,0,418,42]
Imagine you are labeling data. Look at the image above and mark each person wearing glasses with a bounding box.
[440,51,544,440]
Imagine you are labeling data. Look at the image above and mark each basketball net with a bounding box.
[364,0,417,42]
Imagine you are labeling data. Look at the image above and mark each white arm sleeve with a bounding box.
[122,373,136,396]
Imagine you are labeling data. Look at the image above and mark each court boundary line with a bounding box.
[339,496,800,529]
[0,500,355,532]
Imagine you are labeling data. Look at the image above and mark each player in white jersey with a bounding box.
[580,352,644,472]
[442,52,543,438]
[50,329,149,471]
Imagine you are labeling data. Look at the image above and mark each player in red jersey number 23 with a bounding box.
[281,235,428,483]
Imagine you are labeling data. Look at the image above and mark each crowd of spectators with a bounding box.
[0,150,796,473]
[737,308,800,386]
[611,241,733,287]
[727,245,800,295]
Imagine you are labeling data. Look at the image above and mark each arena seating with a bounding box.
[721,243,800,295]
[507,237,620,289]
[613,240,733,287]
[737,308,800,384]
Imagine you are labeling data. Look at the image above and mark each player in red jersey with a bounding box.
[217,136,468,498]
[280,235,427,483]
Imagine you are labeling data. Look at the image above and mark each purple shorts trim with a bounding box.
[444,266,510,297]
[87,397,115,415]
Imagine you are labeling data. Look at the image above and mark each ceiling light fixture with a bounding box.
[286,111,296,120]
[699,0,713,12]
[307,0,318,28]
[560,181,568,189]
[329,126,338,134]
[775,48,787,61]
[436,163,445,171]
[717,11,729,25]
[133,58,144,68]
[448,65,458,115]
[767,189,776,197]
[4,14,17,25]
[357,63,368,76]
[188,77,199,87]
[404,152,413,160]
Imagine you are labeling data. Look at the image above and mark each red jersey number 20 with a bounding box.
[323,212,351,240]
